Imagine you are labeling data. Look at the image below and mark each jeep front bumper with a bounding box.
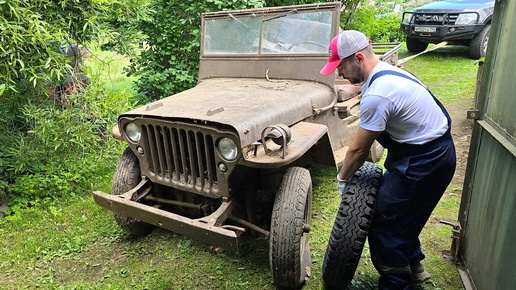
[400,23,484,42]
[93,182,241,251]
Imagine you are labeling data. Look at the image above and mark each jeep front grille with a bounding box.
[141,124,219,194]
[414,13,459,25]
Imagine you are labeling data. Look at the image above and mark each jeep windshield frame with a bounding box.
[203,8,333,56]
[199,2,341,86]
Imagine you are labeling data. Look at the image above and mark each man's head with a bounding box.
[320,30,377,83]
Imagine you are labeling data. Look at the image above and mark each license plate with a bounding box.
[414,26,436,33]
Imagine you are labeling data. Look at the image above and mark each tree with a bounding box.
[128,0,264,100]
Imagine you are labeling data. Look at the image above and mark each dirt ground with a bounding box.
[447,98,475,188]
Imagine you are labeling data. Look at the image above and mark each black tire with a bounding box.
[322,162,383,289]
[112,147,154,235]
[406,37,428,53]
[366,140,384,163]
[469,24,491,59]
[270,167,312,289]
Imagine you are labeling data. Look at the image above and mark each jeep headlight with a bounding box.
[125,122,141,142]
[217,138,238,161]
[455,13,478,25]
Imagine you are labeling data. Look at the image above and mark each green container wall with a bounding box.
[459,0,516,288]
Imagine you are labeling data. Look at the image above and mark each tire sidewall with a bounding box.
[322,162,382,289]
[269,167,312,289]
[112,147,154,235]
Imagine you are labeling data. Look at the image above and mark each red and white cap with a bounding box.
[320,30,371,75]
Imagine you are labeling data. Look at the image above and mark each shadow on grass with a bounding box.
[399,44,471,60]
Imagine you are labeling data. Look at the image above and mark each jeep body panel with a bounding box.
[121,78,334,148]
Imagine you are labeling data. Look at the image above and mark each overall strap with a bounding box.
[368,70,451,128]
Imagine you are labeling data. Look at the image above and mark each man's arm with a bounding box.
[338,127,382,180]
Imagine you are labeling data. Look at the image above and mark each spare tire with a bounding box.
[322,161,382,289]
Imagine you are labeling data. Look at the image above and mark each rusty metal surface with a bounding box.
[119,118,239,198]
[202,2,340,19]
[240,121,329,168]
[123,78,334,148]
[199,58,335,88]
[93,191,240,251]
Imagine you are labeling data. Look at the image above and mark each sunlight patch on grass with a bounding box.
[86,47,138,97]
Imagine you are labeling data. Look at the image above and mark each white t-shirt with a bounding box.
[359,62,448,145]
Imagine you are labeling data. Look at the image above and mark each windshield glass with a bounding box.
[203,10,333,56]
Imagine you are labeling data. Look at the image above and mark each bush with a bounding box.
[0,0,149,210]
[349,1,405,43]
[2,73,135,208]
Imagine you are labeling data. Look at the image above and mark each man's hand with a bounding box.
[337,175,348,197]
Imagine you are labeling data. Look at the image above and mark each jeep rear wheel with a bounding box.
[112,147,154,235]
[270,167,312,289]
[469,24,491,59]
[406,37,428,53]
[322,162,382,289]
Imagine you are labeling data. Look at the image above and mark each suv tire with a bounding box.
[322,162,382,289]
[406,37,429,53]
[270,167,312,289]
[112,147,154,235]
[469,24,491,59]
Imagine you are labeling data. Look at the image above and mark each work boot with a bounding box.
[411,262,431,283]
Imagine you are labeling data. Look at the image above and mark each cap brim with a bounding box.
[320,59,341,75]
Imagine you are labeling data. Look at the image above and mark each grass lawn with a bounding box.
[0,44,477,289]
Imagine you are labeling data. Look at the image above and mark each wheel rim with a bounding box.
[483,35,489,56]
[300,184,312,272]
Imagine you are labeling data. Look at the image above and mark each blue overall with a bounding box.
[366,71,456,289]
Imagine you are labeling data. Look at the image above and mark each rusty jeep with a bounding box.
[93,2,400,288]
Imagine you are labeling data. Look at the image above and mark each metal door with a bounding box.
[458,0,516,288]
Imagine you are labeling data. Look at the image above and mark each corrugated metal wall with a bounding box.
[458,0,516,288]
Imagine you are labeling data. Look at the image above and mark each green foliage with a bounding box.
[1,0,68,97]
[339,0,364,29]
[3,76,134,208]
[97,0,153,56]
[0,0,149,209]
[350,1,405,42]
[128,0,266,100]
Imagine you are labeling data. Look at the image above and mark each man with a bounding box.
[320,30,456,289]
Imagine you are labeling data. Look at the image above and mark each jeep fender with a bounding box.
[240,121,335,168]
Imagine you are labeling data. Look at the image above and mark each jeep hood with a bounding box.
[122,78,335,147]
[414,0,494,11]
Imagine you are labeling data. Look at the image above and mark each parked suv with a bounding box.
[93,3,399,289]
[400,0,494,58]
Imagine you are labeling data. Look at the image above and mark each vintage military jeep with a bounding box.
[94,2,399,289]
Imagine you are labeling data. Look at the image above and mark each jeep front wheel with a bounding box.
[406,37,428,53]
[269,167,312,289]
[112,147,154,235]
[469,24,491,59]
[322,161,382,289]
